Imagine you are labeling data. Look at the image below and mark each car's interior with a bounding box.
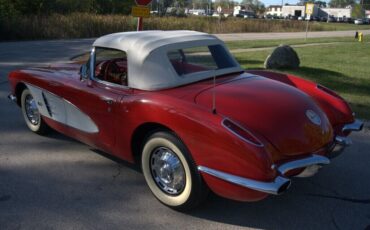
[94,47,128,86]
[95,58,128,86]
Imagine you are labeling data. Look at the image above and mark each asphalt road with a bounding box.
[216,30,370,41]
[0,38,370,230]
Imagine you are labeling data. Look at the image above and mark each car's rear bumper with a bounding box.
[198,119,364,201]
[198,154,329,196]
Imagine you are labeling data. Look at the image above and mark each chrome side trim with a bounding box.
[8,94,17,103]
[198,166,291,195]
[335,136,352,146]
[277,154,330,175]
[342,119,363,132]
[25,83,99,133]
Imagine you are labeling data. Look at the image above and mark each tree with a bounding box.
[241,0,265,15]
[352,3,365,17]
[314,1,327,7]
[329,0,355,8]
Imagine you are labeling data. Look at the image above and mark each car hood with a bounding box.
[195,75,333,157]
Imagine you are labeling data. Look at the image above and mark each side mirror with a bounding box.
[80,63,88,80]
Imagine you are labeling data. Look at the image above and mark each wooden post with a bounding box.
[137,17,143,31]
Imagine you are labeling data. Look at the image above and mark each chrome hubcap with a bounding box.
[25,94,40,125]
[150,147,185,195]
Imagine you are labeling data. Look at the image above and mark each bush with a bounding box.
[0,13,342,41]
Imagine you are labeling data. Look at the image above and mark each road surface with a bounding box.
[0,37,369,230]
[216,30,370,41]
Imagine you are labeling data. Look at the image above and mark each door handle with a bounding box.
[101,98,114,104]
[49,81,61,87]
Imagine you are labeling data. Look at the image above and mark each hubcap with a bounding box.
[25,94,40,125]
[150,147,186,195]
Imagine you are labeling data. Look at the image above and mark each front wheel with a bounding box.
[21,89,51,135]
[141,131,208,211]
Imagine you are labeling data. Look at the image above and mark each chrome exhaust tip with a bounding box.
[276,179,291,195]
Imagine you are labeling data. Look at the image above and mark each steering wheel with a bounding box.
[103,60,128,85]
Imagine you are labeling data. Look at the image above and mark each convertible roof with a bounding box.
[93,30,217,54]
[92,31,243,90]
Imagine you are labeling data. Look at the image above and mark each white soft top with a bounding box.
[93,30,243,90]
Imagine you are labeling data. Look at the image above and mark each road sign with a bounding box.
[132,6,150,18]
[217,6,222,14]
[305,3,314,15]
[135,0,152,6]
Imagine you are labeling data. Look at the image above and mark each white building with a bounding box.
[319,7,352,18]
[281,5,306,18]
[265,5,283,17]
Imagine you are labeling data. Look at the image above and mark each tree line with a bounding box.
[0,0,368,19]
[0,0,135,18]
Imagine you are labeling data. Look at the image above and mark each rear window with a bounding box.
[167,45,237,76]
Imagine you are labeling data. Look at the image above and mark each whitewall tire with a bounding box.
[141,131,208,210]
[21,89,50,135]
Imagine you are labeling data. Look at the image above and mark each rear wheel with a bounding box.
[21,89,50,135]
[141,131,208,211]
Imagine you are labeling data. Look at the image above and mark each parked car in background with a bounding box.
[354,19,364,25]
[327,16,335,22]
[7,30,363,210]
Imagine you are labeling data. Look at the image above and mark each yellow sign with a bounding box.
[305,3,314,15]
[132,6,150,18]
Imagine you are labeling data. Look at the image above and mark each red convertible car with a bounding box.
[8,31,363,210]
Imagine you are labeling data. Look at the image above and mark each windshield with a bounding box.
[167,45,238,77]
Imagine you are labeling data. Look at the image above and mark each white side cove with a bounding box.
[26,84,99,133]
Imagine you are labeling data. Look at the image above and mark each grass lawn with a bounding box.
[225,37,358,50]
[227,37,370,120]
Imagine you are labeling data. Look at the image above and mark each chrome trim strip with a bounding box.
[342,119,364,132]
[335,136,352,146]
[25,83,99,133]
[221,118,264,147]
[277,154,330,175]
[198,166,291,195]
[8,94,17,103]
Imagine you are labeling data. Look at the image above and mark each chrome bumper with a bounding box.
[342,119,364,132]
[8,94,17,103]
[198,154,331,195]
[330,119,364,158]
[198,166,291,195]
[199,120,364,196]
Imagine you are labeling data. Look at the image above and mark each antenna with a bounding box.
[212,71,217,114]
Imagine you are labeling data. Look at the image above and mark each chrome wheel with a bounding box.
[24,94,40,125]
[150,147,186,195]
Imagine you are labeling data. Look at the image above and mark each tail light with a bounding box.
[222,119,263,147]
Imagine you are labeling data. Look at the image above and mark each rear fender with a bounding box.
[247,70,354,134]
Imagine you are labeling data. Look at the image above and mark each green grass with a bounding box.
[225,37,358,50]
[230,38,370,119]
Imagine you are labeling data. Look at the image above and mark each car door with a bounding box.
[61,47,131,153]
[66,80,130,153]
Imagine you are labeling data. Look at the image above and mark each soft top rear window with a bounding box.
[167,45,238,76]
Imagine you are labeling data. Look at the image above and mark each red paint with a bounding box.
[8,63,355,202]
[135,0,152,6]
